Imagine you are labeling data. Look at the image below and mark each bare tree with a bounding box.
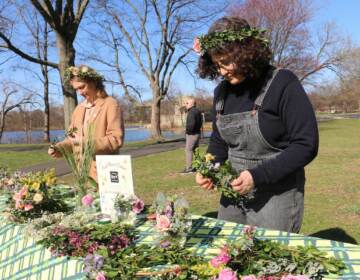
[0,82,34,142]
[230,0,347,84]
[0,0,90,129]
[97,0,224,139]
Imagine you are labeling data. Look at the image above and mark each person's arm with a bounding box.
[249,75,319,186]
[93,102,124,154]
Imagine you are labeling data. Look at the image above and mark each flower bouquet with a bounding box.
[2,169,70,223]
[149,192,191,248]
[111,194,145,224]
[192,148,253,204]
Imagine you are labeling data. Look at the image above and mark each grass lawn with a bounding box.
[3,119,360,243]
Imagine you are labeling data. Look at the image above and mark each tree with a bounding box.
[0,82,34,142]
[98,0,224,139]
[229,0,346,84]
[0,0,90,129]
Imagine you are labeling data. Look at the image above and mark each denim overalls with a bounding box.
[215,69,304,233]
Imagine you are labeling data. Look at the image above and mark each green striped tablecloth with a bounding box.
[0,195,359,280]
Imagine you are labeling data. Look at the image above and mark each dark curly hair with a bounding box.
[196,17,272,80]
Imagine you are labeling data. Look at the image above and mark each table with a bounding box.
[1,195,359,279]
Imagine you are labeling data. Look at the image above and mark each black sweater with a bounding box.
[186,107,203,135]
[207,68,319,188]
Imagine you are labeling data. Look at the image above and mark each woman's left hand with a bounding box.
[231,170,254,195]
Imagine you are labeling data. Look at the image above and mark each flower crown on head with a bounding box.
[64,65,105,85]
[193,28,269,56]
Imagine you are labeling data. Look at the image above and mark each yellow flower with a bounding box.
[80,66,89,73]
[33,193,44,204]
[70,66,79,75]
[45,177,56,186]
[31,182,41,191]
[204,153,215,162]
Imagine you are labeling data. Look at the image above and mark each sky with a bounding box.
[1,0,360,106]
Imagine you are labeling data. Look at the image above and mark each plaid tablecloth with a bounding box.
[0,195,359,280]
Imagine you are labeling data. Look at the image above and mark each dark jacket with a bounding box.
[186,106,203,135]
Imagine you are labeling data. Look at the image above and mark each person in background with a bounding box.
[181,97,203,174]
[48,65,124,182]
[194,16,318,232]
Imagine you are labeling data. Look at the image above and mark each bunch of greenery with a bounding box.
[208,227,345,279]
[37,222,137,258]
[54,126,97,205]
[192,148,252,204]
[196,28,268,55]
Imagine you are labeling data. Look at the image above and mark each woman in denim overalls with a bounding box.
[194,17,318,233]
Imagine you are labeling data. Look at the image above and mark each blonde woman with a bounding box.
[48,65,124,182]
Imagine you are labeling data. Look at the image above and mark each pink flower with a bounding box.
[81,194,93,206]
[241,276,258,280]
[132,197,144,214]
[156,214,171,231]
[96,271,106,280]
[242,225,257,237]
[210,253,231,267]
[281,275,310,280]
[19,186,28,197]
[193,37,201,54]
[220,245,230,255]
[24,204,34,211]
[217,268,238,280]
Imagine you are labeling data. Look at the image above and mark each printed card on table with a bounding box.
[96,155,134,216]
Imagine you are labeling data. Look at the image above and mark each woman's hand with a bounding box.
[231,170,254,195]
[48,145,62,158]
[195,172,214,190]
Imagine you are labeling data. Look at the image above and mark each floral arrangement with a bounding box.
[204,226,345,280]
[64,65,105,85]
[110,194,145,223]
[149,192,191,248]
[192,149,253,204]
[193,28,268,56]
[3,169,70,223]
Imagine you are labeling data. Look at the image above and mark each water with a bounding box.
[0,127,186,144]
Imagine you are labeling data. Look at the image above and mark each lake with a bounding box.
[0,127,187,144]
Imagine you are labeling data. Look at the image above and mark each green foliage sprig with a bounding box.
[192,148,253,204]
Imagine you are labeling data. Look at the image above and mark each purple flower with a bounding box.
[159,240,171,248]
[216,268,238,280]
[164,204,173,218]
[132,197,145,214]
[93,254,104,270]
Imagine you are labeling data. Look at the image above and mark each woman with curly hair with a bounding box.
[195,17,318,233]
[48,65,124,182]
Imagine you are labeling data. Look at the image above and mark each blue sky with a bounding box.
[1,0,360,106]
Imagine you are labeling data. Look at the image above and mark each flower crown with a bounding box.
[193,28,268,56]
[64,65,105,85]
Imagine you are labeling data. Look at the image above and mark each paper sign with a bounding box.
[96,155,134,215]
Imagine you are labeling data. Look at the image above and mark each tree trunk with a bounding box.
[150,96,162,139]
[56,34,77,130]
[43,67,50,142]
[0,114,5,143]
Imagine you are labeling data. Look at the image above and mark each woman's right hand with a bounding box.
[196,172,214,190]
[48,145,62,158]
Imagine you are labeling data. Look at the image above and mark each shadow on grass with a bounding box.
[203,211,218,219]
[309,227,358,244]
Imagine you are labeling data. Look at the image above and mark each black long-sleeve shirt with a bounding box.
[207,68,319,188]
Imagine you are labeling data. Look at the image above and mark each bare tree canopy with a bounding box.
[229,0,348,84]
[96,0,225,139]
[0,0,90,129]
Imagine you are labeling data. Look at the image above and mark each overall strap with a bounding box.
[254,68,280,108]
